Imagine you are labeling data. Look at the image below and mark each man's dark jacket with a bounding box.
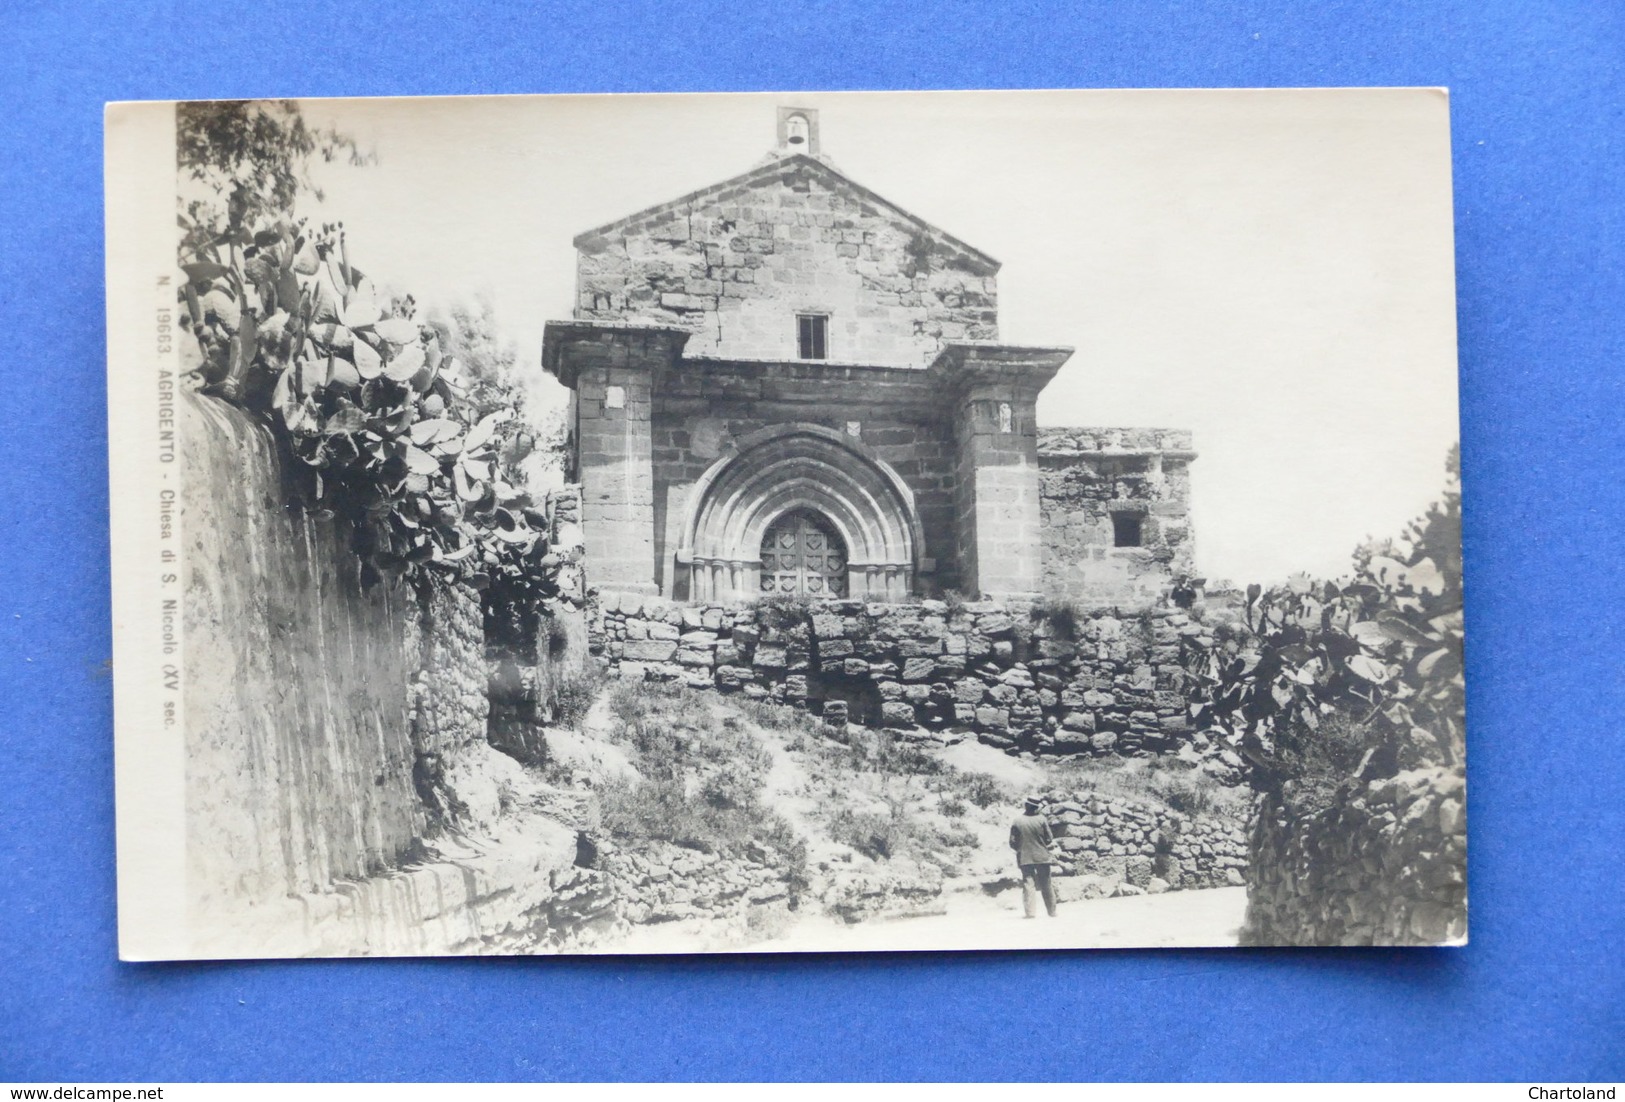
[1009,813,1056,866]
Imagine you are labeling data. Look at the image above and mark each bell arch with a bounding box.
[677,423,921,602]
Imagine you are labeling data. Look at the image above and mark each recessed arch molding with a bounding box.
[677,423,921,602]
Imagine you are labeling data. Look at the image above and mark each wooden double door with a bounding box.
[760,510,847,597]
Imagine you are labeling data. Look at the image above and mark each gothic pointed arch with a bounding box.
[677,423,922,601]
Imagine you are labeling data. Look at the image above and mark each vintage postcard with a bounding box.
[106,89,1464,959]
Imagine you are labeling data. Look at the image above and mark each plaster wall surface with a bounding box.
[179,390,531,953]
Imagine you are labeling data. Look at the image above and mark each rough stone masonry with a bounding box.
[591,591,1243,773]
[544,106,1197,610]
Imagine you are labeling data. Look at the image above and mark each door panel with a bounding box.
[759,512,846,597]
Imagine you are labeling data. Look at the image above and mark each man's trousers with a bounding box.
[1020,862,1058,918]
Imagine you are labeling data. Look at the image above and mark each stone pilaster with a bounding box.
[543,321,690,595]
[930,343,1072,601]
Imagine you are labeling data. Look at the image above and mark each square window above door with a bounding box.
[797,314,828,360]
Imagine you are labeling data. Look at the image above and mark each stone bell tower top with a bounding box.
[774,106,820,157]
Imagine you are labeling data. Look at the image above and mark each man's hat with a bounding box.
[1024,795,1043,811]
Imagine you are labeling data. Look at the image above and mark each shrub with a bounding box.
[1049,756,1246,819]
[1149,770,1221,818]
[1034,597,1084,641]
[957,771,1004,810]
[699,760,760,811]
[734,696,822,738]
[1184,447,1464,793]
[752,592,815,632]
[604,678,683,736]
[871,733,946,778]
[175,106,559,600]
[544,661,602,730]
[595,684,808,868]
[828,809,900,861]
[598,776,707,851]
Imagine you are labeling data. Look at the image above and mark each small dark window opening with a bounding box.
[797,314,828,360]
[1112,512,1143,548]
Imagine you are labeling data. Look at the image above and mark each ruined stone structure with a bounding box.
[545,107,1195,608]
[1039,428,1197,607]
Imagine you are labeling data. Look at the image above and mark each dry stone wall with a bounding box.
[1242,766,1468,945]
[410,580,489,758]
[603,842,796,928]
[591,592,1237,764]
[1041,792,1248,895]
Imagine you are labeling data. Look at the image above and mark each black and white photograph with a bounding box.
[106,88,1464,958]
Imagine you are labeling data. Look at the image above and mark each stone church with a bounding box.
[544,107,1195,610]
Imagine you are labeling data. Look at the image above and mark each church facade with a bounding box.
[544,108,1195,609]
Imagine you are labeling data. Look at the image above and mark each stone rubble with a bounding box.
[602,841,795,927]
[1036,790,1249,895]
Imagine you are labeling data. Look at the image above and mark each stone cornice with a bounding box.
[541,319,692,389]
[669,355,934,383]
[925,341,1075,397]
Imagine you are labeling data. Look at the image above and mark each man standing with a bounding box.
[1010,795,1059,919]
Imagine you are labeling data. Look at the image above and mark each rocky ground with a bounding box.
[498,677,1252,953]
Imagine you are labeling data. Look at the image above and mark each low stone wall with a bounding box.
[816,860,947,923]
[592,592,1228,761]
[1042,792,1248,894]
[1242,766,1468,945]
[604,843,795,927]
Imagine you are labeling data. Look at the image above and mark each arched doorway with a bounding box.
[677,423,921,603]
[760,510,847,598]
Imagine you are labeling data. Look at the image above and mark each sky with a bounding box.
[298,89,1459,585]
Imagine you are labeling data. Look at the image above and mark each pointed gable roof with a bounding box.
[572,153,1001,276]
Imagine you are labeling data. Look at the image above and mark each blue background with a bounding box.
[2,0,1621,1082]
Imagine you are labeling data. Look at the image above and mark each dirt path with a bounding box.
[762,884,1248,953]
[598,885,1247,955]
